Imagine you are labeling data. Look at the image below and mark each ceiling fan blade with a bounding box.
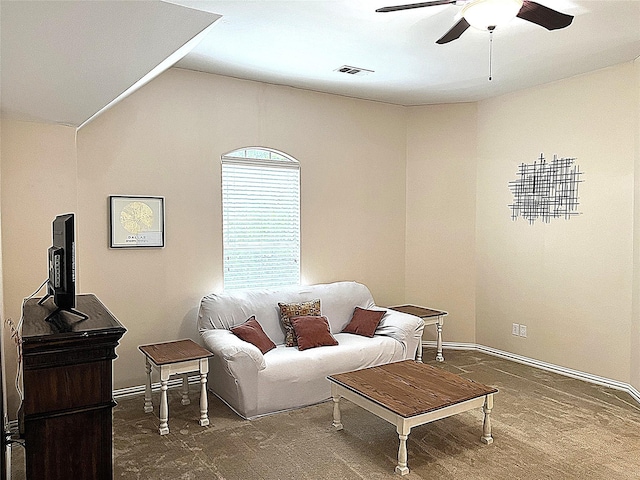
[516,0,573,30]
[376,1,457,13]
[436,17,470,44]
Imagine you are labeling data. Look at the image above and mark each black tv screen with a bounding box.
[46,213,75,310]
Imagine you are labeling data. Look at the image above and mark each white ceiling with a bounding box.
[1,0,639,127]
[172,0,640,105]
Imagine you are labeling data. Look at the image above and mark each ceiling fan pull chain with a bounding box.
[488,26,495,81]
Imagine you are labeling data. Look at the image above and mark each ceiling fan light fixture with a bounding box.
[462,0,523,30]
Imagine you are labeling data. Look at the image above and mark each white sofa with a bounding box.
[197,281,424,419]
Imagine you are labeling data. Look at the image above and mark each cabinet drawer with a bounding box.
[22,361,111,415]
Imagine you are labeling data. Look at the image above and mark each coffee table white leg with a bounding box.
[435,318,444,362]
[481,393,494,445]
[395,422,411,475]
[199,371,210,427]
[331,385,343,430]
[181,374,190,406]
[159,372,170,435]
[143,359,153,413]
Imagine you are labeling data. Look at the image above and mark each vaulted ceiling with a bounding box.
[2,1,639,128]
[0,1,219,127]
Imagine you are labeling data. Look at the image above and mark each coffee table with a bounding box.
[328,360,497,475]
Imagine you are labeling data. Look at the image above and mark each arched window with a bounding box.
[221,147,300,290]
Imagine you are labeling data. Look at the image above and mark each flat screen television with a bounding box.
[38,213,87,321]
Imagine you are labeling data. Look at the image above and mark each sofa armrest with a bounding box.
[201,329,267,371]
[374,309,425,353]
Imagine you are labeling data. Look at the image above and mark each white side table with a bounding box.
[389,305,448,362]
[138,339,213,435]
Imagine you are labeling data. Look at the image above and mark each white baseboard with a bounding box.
[113,344,640,407]
[423,340,640,406]
[114,375,200,399]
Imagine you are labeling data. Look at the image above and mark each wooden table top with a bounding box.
[23,294,126,340]
[388,305,447,318]
[328,360,497,418]
[139,339,212,365]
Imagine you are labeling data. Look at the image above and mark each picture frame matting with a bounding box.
[109,195,165,248]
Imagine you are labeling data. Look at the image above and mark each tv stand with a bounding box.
[36,294,89,322]
[44,306,89,323]
[21,294,125,480]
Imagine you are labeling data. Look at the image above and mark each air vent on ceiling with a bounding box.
[334,65,374,76]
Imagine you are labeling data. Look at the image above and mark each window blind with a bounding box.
[222,151,300,290]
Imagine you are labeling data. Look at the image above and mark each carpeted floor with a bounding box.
[10,348,640,479]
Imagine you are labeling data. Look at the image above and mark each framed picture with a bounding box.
[109,196,165,248]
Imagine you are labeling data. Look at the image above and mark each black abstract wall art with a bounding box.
[509,153,583,225]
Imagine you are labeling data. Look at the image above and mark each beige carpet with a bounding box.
[10,348,640,479]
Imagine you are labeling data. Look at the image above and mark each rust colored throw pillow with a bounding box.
[341,307,385,337]
[278,299,321,347]
[290,315,338,351]
[231,316,276,354]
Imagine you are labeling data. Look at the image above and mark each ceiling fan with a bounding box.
[376,0,574,44]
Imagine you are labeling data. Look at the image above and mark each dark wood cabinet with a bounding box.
[20,294,125,480]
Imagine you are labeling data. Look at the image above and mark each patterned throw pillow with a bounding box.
[231,316,277,354]
[278,299,321,346]
[290,315,338,351]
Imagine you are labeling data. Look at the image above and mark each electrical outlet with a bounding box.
[512,323,519,336]
[519,324,527,338]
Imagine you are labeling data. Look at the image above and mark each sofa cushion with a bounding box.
[231,316,276,354]
[342,306,385,337]
[278,299,321,346]
[291,315,338,351]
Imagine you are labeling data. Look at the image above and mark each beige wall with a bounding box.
[0,127,6,421]
[73,69,407,398]
[0,120,78,413]
[404,62,639,385]
[475,63,637,383]
[2,61,639,416]
[633,56,640,392]
[405,103,478,344]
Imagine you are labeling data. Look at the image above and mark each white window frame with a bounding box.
[221,147,300,290]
